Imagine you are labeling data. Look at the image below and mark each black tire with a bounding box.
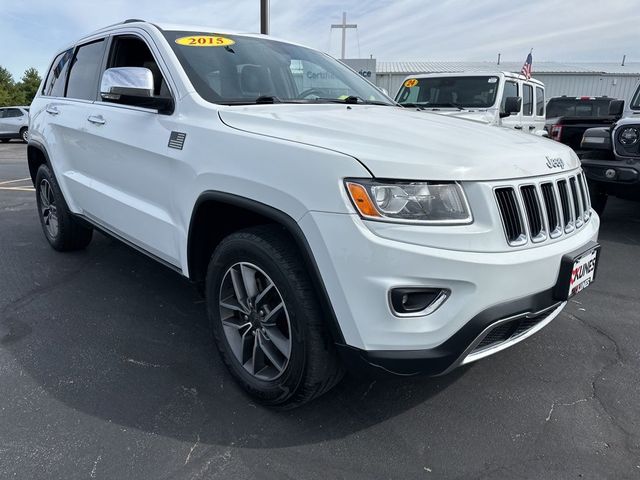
[587,180,608,216]
[206,225,344,408]
[20,127,28,143]
[0,139,9,143]
[35,164,93,251]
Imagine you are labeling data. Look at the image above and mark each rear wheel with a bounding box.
[20,127,28,143]
[35,164,93,251]
[206,225,344,408]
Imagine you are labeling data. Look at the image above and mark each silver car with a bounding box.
[0,106,29,143]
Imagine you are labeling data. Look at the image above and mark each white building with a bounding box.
[374,61,640,101]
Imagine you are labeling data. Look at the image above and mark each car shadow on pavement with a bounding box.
[1,225,469,449]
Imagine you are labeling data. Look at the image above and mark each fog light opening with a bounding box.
[390,288,450,317]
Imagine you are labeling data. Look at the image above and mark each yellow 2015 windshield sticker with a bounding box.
[175,36,235,47]
[404,78,419,88]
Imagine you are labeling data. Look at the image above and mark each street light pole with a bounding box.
[260,0,269,35]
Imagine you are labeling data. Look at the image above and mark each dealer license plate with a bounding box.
[567,248,599,298]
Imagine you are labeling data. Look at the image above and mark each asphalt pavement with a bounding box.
[0,142,639,479]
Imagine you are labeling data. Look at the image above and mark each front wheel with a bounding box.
[20,127,28,143]
[206,225,344,408]
[35,164,93,251]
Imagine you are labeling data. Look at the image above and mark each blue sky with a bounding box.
[1,0,639,79]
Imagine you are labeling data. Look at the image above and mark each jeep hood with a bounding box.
[218,104,578,181]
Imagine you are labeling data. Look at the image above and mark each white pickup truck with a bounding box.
[28,21,599,407]
[395,71,547,135]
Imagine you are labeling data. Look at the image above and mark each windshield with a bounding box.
[163,31,393,106]
[546,98,614,118]
[395,76,499,108]
[630,87,640,110]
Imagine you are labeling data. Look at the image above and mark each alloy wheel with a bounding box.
[39,179,59,238]
[218,262,292,381]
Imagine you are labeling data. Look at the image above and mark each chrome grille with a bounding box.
[495,172,592,247]
[495,187,526,246]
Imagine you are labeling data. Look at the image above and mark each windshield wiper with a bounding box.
[400,102,425,110]
[255,95,281,104]
[426,103,465,110]
[311,96,391,106]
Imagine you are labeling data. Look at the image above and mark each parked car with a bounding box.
[395,71,547,135]
[0,106,29,143]
[581,86,640,214]
[29,20,600,408]
[545,96,618,155]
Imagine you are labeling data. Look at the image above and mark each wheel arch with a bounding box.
[27,141,52,185]
[187,191,345,344]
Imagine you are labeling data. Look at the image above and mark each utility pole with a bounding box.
[260,0,269,35]
[331,12,357,59]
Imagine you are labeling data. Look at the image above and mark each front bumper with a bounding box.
[299,209,600,364]
[337,294,565,376]
[582,157,640,200]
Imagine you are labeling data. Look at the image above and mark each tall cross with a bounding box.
[331,12,357,59]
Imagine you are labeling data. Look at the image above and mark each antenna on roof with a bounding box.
[497,53,501,65]
[123,18,145,24]
[622,54,626,66]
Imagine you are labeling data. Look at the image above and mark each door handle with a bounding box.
[514,125,523,130]
[87,115,106,125]
[529,125,536,130]
[46,106,59,115]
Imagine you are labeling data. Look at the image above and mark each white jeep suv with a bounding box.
[28,20,601,408]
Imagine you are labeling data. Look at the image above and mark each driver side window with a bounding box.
[501,81,519,111]
[107,35,171,98]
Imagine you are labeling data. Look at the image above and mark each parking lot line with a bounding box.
[0,186,35,192]
[0,177,31,185]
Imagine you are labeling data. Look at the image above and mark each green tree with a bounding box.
[0,66,42,106]
[15,67,42,105]
[0,66,17,107]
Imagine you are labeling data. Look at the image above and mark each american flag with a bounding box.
[521,51,533,79]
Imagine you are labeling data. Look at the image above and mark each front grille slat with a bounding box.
[495,187,525,245]
[495,171,591,247]
[541,183,561,237]
[557,179,573,232]
[569,176,584,228]
[520,185,545,241]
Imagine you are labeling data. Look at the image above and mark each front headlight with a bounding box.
[345,179,472,224]
[619,127,639,146]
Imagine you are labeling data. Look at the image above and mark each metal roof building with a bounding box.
[375,61,640,101]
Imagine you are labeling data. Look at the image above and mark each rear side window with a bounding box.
[523,84,533,116]
[5,108,23,118]
[536,87,544,116]
[66,40,107,101]
[42,49,73,97]
[0,109,5,118]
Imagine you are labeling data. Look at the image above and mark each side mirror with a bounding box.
[608,99,624,117]
[581,127,612,151]
[500,96,521,118]
[100,67,173,114]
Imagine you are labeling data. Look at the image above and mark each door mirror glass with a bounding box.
[501,96,521,118]
[608,99,624,117]
[100,67,173,113]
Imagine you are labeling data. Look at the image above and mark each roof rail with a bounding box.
[123,18,146,24]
